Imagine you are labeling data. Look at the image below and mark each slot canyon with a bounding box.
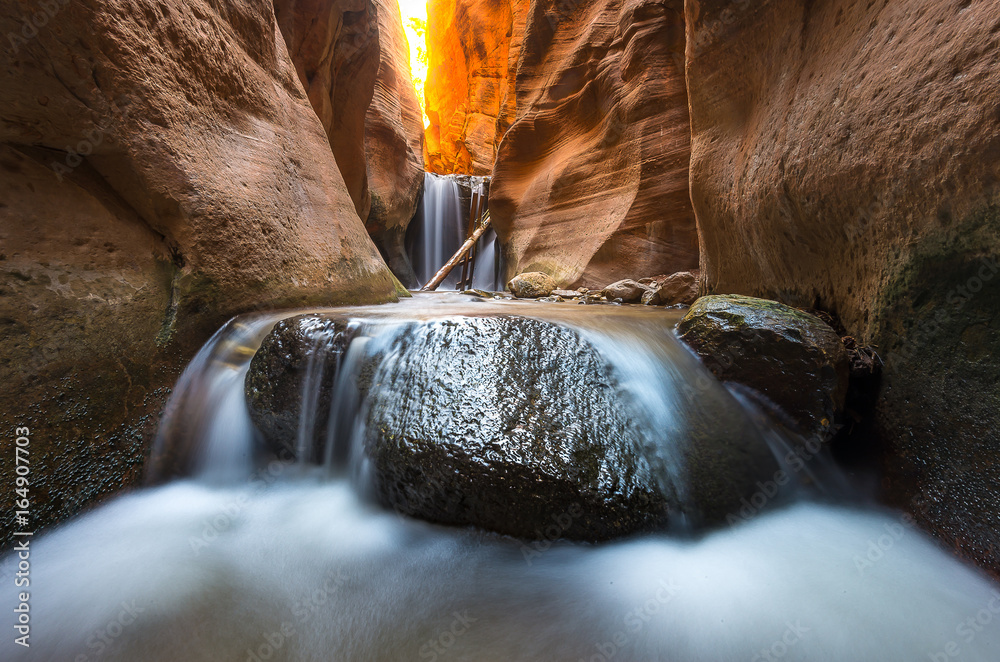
[1,0,999,659]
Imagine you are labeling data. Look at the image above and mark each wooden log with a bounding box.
[421,213,491,292]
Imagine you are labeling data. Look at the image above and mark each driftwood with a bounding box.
[421,212,491,291]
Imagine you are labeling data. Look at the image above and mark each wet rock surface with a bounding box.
[245,315,356,462]
[677,295,849,442]
[363,316,671,540]
[245,310,783,540]
[602,280,651,304]
[643,272,699,306]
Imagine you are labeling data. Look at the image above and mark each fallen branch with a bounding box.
[421,212,491,292]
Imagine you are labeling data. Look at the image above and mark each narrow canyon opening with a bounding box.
[3,1,1000,659]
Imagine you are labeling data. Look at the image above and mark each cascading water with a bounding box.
[408,173,502,291]
[5,294,1000,662]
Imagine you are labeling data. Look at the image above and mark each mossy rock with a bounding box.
[677,295,849,441]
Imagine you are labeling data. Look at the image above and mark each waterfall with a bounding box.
[408,172,502,291]
[6,295,1000,662]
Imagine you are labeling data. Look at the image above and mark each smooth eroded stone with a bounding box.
[602,279,651,304]
[507,272,556,298]
[686,0,1000,575]
[677,295,849,441]
[363,316,672,541]
[642,271,699,306]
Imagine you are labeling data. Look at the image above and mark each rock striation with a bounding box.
[686,0,1000,575]
[0,0,397,545]
[425,0,699,288]
[423,0,521,175]
[364,0,427,287]
[276,0,425,286]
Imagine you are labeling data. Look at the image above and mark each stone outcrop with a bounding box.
[686,0,1000,574]
[276,0,425,287]
[364,316,672,540]
[364,0,426,287]
[677,295,850,443]
[602,280,650,304]
[0,0,397,545]
[507,272,556,298]
[642,271,699,306]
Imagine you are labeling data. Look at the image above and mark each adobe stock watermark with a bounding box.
[73,601,146,662]
[245,569,348,662]
[928,591,1000,661]
[578,578,679,662]
[6,0,70,55]
[852,512,919,574]
[751,620,811,662]
[726,429,837,527]
[419,610,477,661]
[886,256,999,370]
[519,502,584,565]
[854,460,965,575]
[188,451,295,556]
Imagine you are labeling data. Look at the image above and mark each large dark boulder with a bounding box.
[677,295,850,442]
[362,316,671,540]
[246,313,781,541]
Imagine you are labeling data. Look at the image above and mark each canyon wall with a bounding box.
[686,0,1000,575]
[426,0,699,288]
[490,0,698,287]
[277,0,425,286]
[0,0,398,544]
[424,0,521,176]
[275,0,380,222]
[364,0,427,287]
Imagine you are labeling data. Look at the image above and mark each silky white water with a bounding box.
[409,173,500,291]
[4,294,999,661]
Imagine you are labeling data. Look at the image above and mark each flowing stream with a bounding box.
[408,173,501,291]
[4,293,1000,662]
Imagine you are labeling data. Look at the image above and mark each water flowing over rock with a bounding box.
[685,0,1000,575]
[364,316,671,541]
[245,315,356,464]
[677,296,849,443]
[0,0,397,544]
[244,305,784,540]
[425,0,698,288]
[407,174,501,291]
